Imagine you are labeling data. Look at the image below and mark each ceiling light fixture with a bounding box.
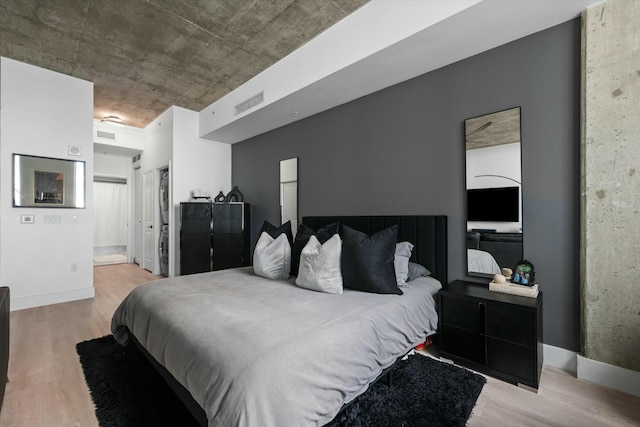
[101,115,125,127]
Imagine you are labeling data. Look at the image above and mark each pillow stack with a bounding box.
[291,223,340,276]
[253,220,431,295]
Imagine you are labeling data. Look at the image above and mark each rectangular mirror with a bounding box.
[465,107,522,278]
[280,157,298,235]
[13,154,86,208]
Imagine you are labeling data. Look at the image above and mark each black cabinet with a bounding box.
[439,280,543,389]
[180,202,250,275]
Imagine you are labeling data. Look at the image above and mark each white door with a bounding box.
[134,166,143,265]
[143,170,154,272]
[281,181,298,233]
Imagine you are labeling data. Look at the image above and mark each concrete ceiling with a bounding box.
[0,0,369,128]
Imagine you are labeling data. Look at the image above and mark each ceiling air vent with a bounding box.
[234,91,264,115]
[96,130,117,141]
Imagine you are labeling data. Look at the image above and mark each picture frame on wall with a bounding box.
[13,154,86,208]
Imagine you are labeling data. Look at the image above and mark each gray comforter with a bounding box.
[111,267,440,426]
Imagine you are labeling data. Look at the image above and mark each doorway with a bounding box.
[93,177,128,266]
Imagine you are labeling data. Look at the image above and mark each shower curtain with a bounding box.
[93,180,127,252]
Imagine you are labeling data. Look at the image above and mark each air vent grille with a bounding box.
[96,130,117,140]
[132,153,141,163]
[234,92,264,115]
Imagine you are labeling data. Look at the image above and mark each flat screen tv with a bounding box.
[467,186,519,222]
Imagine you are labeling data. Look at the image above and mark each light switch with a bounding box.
[21,214,35,224]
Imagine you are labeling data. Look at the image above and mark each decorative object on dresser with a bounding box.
[179,202,250,275]
[513,259,535,285]
[439,280,543,390]
[213,191,226,202]
[224,185,243,202]
[489,258,538,298]
[489,281,539,298]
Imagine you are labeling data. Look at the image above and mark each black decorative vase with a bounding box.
[225,186,243,202]
[214,191,226,202]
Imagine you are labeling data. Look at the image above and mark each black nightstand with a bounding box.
[438,280,543,390]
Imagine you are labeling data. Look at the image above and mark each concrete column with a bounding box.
[582,0,640,372]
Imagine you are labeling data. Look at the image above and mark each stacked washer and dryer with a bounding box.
[159,170,170,276]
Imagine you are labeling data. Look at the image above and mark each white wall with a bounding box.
[0,57,94,310]
[0,58,230,308]
[172,107,231,275]
[94,120,144,152]
[94,152,133,177]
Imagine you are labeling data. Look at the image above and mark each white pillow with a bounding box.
[253,231,291,280]
[295,234,343,294]
[394,241,414,288]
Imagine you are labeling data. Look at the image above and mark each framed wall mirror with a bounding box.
[465,107,522,278]
[13,154,86,208]
[280,157,298,235]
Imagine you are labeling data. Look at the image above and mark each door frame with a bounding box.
[93,173,131,261]
[133,165,143,265]
[142,169,155,272]
[141,164,171,275]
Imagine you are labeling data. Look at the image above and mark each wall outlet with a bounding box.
[71,263,78,272]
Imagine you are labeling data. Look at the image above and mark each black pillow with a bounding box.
[290,222,340,276]
[341,225,402,295]
[257,220,294,247]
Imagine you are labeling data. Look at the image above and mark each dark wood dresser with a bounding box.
[180,202,251,275]
[0,287,9,411]
[439,280,543,390]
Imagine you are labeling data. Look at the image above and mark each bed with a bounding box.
[111,215,447,426]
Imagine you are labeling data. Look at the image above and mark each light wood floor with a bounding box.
[0,264,638,426]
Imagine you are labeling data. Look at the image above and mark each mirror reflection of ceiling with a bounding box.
[0,1,369,128]
[465,107,521,150]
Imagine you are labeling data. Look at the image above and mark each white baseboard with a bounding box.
[577,355,640,398]
[542,344,640,397]
[543,344,578,373]
[11,287,95,311]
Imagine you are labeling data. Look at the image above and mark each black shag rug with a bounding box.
[77,335,485,427]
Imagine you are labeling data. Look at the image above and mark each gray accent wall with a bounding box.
[232,20,581,351]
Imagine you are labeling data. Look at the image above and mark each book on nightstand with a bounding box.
[489,281,539,298]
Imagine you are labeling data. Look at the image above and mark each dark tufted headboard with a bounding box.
[302,215,448,285]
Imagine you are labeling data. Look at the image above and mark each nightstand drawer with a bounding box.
[486,304,534,347]
[442,325,485,365]
[441,295,483,332]
[487,338,535,383]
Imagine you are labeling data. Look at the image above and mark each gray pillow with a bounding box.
[253,232,291,280]
[295,234,343,294]
[394,242,414,288]
[407,262,431,282]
